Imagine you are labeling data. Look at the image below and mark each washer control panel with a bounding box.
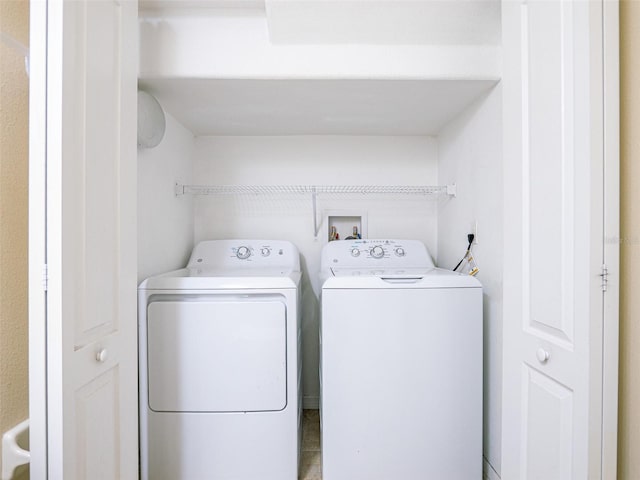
[322,239,435,269]
[187,240,300,270]
[229,244,282,262]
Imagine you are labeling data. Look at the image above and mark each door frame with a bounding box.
[28,0,48,477]
[602,1,620,478]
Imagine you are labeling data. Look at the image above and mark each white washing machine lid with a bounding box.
[330,266,434,278]
[322,267,481,289]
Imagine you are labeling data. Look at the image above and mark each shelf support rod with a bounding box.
[312,188,322,238]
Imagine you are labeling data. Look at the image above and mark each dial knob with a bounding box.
[236,246,251,260]
[395,247,406,257]
[370,246,385,259]
[351,248,360,257]
[260,247,271,257]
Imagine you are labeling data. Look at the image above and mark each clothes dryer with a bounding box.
[320,239,482,480]
[139,240,301,480]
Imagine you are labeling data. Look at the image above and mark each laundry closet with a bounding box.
[136,1,503,474]
[28,0,619,479]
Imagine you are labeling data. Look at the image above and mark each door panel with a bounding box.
[65,0,123,347]
[522,365,573,479]
[502,0,604,478]
[75,368,120,480]
[45,0,138,478]
[525,0,575,347]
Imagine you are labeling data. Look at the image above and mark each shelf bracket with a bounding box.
[447,183,457,197]
[312,187,322,238]
[175,183,185,196]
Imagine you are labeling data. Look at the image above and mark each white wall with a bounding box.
[138,111,195,282]
[193,135,439,406]
[437,86,503,476]
[139,11,500,81]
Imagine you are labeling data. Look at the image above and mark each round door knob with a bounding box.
[236,246,251,259]
[370,246,385,259]
[536,348,550,364]
[96,349,108,363]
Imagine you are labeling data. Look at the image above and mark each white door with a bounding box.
[502,1,618,479]
[29,0,138,478]
[146,299,287,412]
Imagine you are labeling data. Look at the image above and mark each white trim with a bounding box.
[483,457,501,480]
[302,396,319,410]
[43,1,67,472]
[43,0,64,475]
[602,1,620,478]
[28,0,48,478]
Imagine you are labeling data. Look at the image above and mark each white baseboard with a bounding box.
[483,457,500,480]
[303,395,319,409]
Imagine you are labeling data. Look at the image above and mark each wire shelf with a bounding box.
[176,184,455,197]
[175,183,456,237]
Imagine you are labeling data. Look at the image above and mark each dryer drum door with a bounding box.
[147,297,287,413]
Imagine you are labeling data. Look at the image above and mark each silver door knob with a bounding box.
[96,349,108,363]
[536,348,550,364]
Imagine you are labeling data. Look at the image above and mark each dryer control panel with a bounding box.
[321,239,435,269]
[188,240,300,270]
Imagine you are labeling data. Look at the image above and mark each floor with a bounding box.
[300,409,322,480]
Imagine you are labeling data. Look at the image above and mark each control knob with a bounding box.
[236,246,251,260]
[260,247,271,257]
[351,248,360,257]
[395,247,406,257]
[370,245,385,259]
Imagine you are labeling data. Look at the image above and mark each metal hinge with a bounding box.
[42,264,48,291]
[600,264,608,292]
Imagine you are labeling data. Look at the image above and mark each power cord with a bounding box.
[453,233,475,272]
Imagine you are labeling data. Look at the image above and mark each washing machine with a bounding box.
[319,239,482,480]
[139,240,302,480]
